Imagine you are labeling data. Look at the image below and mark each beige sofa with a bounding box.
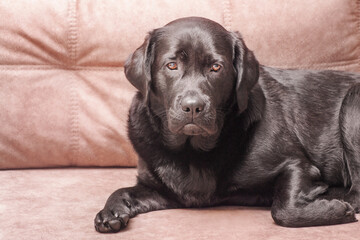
[1,0,360,239]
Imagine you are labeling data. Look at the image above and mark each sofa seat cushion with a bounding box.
[1,168,359,239]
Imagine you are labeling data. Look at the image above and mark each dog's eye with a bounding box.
[166,62,178,70]
[211,64,221,72]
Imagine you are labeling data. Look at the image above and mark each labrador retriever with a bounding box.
[95,17,360,232]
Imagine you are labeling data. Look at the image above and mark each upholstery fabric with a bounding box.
[1,0,360,168]
[1,1,360,239]
[1,168,359,240]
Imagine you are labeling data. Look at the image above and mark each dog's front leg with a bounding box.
[271,159,357,227]
[95,183,179,233]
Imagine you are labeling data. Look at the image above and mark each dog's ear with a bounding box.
[232,32,259,113]
[124,31,156,102]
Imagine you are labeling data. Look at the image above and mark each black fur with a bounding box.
[95,17,360,232]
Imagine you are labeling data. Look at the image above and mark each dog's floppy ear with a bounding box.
[124,31,156,102]
[232,32,259,113]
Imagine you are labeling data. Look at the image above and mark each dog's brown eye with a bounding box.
[167,62,178,70]
[211,64,221,72]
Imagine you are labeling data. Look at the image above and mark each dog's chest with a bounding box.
[155,163,217,206]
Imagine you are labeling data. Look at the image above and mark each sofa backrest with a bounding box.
[1,0,359,169]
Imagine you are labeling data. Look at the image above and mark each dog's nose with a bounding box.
[181,94,205,118]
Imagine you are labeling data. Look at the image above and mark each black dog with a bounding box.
[95,17,360,232]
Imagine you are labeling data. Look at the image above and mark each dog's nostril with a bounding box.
[181,94,205,117]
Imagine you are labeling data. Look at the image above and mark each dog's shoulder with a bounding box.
[257,67,360,118]
[259,66,360,92]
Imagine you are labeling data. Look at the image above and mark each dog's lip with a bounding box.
[181,123,206,136]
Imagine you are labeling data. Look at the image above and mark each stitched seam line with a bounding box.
[357,0,360,35]
[68,0,78,65]
[4,58,358,71]
[68,0,79,165]
[357,0,360,69]
[0,65,125,71]
[69,83,80,166]
[0,60,358,71]
[223,0,232,30]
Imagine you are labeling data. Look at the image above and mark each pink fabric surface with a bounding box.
[232,0,360,71]
[1,1,360,239]
[0,1,360,169]
[0,70,137,168]
[1,168,359,240]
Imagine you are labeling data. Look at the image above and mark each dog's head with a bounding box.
[125,17,259,151]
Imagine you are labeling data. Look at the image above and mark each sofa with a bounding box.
[1,0,360,239]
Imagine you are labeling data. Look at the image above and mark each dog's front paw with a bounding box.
[346,191,360,213]
[329,199,357,224]
[94,208,130,233]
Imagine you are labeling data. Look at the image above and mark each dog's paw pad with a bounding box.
[94,209,130,233]
[339,201,357,222]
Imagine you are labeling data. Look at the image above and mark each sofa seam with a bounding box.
[0,65,125,71]
[69,81,80,166]
[357,0,360,70]
[0,58,358,71]
[68,0,80,165]
[223,0,232,31]
[67,0,78,65]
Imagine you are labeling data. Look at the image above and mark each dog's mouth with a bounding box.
[169,120,218,137]
[165,108,222,150]
[181,123,206,136]
[167,106,219,137]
